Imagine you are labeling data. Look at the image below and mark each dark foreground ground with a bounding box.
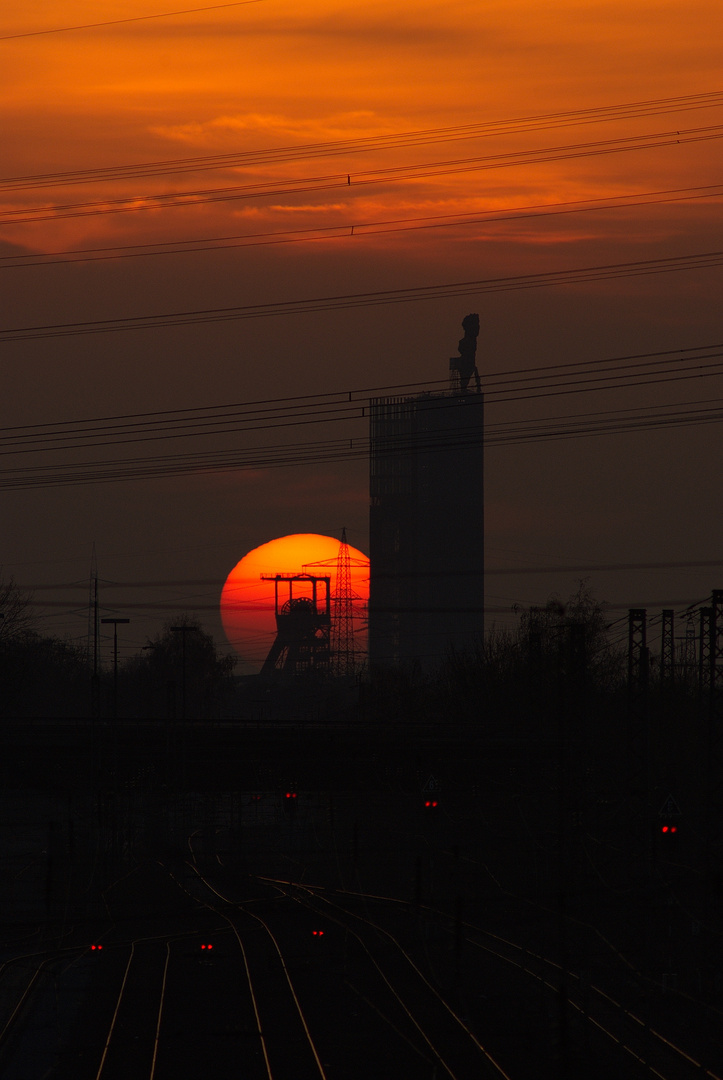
[1,717,722,1079]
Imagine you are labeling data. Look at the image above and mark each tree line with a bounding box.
[0,577,236,720]
[0,576,708,732]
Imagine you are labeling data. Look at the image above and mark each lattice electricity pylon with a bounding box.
[628,609,648,708]
[660,609,675,686]
[680,615,697,685]
[699,607,713,695]
[701,593,723,881]
[710,591,723,724]
[331,528,356,676]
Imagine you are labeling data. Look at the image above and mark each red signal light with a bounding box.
[200,944,214,950]
[661,823,678,834]
[285,792,297,799]
[312,930,325,936]
[90,944,103,951]
[424,800,438,808]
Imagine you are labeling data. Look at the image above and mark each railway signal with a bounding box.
[200,943,214,950]
[90,944,103,952]
[658,794,681,845]
[312,929,325,937]
[283,790,299,815]
[422,774,441,811]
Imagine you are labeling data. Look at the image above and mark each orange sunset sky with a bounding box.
[3,2,722,257]
[2,1,722,665]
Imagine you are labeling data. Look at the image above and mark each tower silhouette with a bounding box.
[260,574,331,676]
[368,315,485,670]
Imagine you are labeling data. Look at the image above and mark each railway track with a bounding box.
[1,791,721,1080]
[183,858,512,1079]
[86,927,275,1080]
[1,874,720,1080]
[279,877,723,1080]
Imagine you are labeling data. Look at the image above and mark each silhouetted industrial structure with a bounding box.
[260,573,331,676]
[368,315,485,669]
[331,527,356,675]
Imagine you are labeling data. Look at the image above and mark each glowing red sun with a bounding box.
[220,533,369,667]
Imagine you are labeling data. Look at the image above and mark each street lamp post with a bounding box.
[170,625,198,788]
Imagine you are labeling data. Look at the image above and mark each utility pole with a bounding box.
[700,595,723,850]
[170,625,197,720]
[709,591,723,724]
[170,625,198,791]
[628,609,651,879]
[99,617,129,835]
[88,547,100,719]
[101,618,130,720]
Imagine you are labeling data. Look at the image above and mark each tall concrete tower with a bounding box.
[368,315,485,670]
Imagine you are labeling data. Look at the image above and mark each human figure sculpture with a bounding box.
[449,313,481,392]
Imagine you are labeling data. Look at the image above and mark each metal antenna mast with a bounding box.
[332,528,356,675]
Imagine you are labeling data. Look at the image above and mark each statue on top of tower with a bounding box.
[449,312,481,393]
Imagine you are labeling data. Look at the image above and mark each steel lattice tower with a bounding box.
[660,609,675,685]
[628,608,648,704]
[710,590,723,723]
[332,528,356,675]
[627,608,651,876]
[699,606,713,693]
[681,615,697,683]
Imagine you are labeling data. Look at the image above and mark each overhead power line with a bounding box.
[2,402,721,490]
[1,342,722,489]
[0,342,721,452]
[3,90,722,189]
[0,1,266,41]
[3,183,722,271]
[2,339,718,438]
[1,250,721,343]
[24,560,723,591]
[3,123,722,226]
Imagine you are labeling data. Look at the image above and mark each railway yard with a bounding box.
[1,719,722,1079]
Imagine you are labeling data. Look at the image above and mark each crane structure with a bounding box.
[260,573,331,677]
